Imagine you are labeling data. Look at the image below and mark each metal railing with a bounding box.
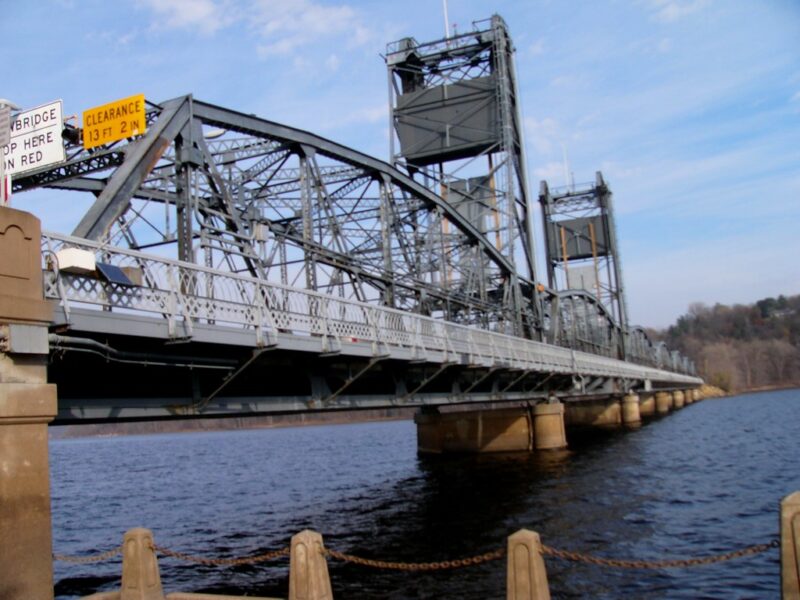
[41,232,700,385]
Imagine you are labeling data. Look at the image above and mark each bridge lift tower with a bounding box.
[385,15,540,339]
[538,172,630,358]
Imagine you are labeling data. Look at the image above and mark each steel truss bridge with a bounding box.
[14,95,699,422]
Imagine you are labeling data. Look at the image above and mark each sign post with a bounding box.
[0,103,11,206]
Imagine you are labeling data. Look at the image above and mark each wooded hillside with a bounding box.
[655,294,800,392]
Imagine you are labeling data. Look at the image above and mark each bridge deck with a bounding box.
[43,232,700,423]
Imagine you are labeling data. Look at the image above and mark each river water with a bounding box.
[50,389,800,599]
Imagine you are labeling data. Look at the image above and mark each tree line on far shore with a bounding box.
[649,294,800,392]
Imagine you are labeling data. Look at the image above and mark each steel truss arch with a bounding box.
[14,95,538,337]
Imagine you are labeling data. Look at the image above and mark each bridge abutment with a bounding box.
[0,207,56,600]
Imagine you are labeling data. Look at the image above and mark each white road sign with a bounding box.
[2,100,66,176]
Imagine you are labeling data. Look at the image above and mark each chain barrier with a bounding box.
[54,537,779,572]
[150,543,290,566]
[540,539,780,569]
[53,546,123,564]
[322,547,506,571]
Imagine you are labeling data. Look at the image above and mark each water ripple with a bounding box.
[51,389,799,598]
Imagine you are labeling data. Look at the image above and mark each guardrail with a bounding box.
[41,232,700,385]
[57,490,800,599]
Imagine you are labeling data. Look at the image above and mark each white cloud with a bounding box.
[598,160,643,182]
[325,54,341,72]
[524,116,561,156]
[250,0,368,58]
[528,39,546,57]
[648,0,712,23]
[138,0,235,35]
[625,229,800,327]
[328,104,387,130]
[533,161,568,185]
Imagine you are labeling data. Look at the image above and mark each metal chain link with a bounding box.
[54,537,780,573]
[151,543,290,566]
[322,547,506,571]
[540,539,780,569]
[53,546,123,564]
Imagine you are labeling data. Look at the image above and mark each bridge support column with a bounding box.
[0,207,56,600]
[414,407,534,453]
[655,391,672,414]
[672,390,685,409]
[621,394,641,428]
[693,388,702,402]
[414,403,567,453]
[533,402,567,450]
[564,398,621,429]
[684,389,694,405]
[639,394,656,418]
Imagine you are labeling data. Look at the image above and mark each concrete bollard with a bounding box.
[120,528,165,600]
[506,529,550,600]
[639,394,656,417]
[655,391,672,414]
[621,394,641,428]
[781,491,800,600]
[289,530,333,600]
[672,390,685,409]
[533,402,567,450]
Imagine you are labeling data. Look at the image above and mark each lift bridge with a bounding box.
[9,18,699,424]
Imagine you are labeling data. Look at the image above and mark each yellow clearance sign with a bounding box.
[83,94,146,150]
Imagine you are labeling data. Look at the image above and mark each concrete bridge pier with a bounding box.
[0,207,57,600]
[655,391,673,414]
[621,393,641,428]
[672,390,685,409]
[533,402,567,450]
[639,393,656,418]
[564,397,622,429]
[414,401,567,454]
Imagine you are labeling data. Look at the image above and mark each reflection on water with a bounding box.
[51,389,799,599]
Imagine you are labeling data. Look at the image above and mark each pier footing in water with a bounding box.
[415,402,567,454]
[563,398,622,429]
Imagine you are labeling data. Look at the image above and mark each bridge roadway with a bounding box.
[42,231,701,424]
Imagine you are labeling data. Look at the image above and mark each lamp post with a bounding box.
[0,98,21,206]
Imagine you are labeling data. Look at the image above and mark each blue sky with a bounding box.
[3,0,799,327]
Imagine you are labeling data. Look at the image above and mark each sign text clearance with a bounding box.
[83,94,146,150]
[2,100,66,176]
